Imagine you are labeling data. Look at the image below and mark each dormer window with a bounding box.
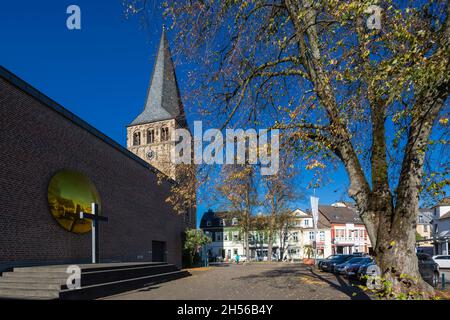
[232,218,238,226]
[147,129,155,144]
[219,219,225,226]
[161,127,169,141]
[206,220,212,227]
[133,131,141,146]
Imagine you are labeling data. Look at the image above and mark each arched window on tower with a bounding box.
[133,131,141,146]
[147,129,155,144]
[161,127,169,141]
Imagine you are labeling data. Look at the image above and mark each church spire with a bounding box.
[129,29,185,126]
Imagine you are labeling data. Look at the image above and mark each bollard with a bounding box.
[442,273,446,290]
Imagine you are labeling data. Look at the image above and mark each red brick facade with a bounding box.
[0,68,186,271]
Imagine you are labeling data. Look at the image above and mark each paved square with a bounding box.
[102,263,370,300]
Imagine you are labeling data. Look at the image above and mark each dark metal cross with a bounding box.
[80,203,108,264]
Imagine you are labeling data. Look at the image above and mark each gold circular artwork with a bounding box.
[48,170,101,234]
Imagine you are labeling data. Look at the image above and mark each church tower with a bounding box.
[127,30,187,180]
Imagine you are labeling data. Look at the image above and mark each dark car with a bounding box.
[357,261,376,281]
[335,257,371,275]
[317,255,339,269]
[357,253,439,287]
[343,257,374,278]
[417,253,440,287]
[351,252,367,257]
[320,254,355,272]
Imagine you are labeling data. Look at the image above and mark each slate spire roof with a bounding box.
[129,29,186,126]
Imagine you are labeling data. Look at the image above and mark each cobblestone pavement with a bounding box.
[102,263,370,300]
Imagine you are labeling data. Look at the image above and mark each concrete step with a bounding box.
[0,263,190,300]
[0,281,61,290]
[0,288,59,299]
[2,272,67,279]
[13,267,67,273]
[0,295,53,300]
[0,277,64,284]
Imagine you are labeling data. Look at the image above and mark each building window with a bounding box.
[293,232,299,242]
[161,127,169,141]
[232,218,238,226]
[309,231,315,240]
[133,131,141,146]
[233,249,238,256]
[224,233,229,241]
[216,233,222,242]
[319,231,325,241]
[147,129,155,144]
[206,220,211,227]
[304,219,309,227]
[232,232,239,241]
[424,225,428,232]
[219,219,225,226]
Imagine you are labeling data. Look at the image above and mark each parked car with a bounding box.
[357,253,439,287]
[320,254,355,272]
[417,253,439,287]
[317,255,339,269]
[351,252,367,257]
[335,257,371,275]
[343,257,374,278]
[433,255,450,270]
[357,260,376,282]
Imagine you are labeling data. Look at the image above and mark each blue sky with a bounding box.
[0,1,353,225]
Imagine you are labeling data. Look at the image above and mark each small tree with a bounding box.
[216,164,258,258]
[262,150,300,261]
[304,244,314,259]
[184,229,211,267]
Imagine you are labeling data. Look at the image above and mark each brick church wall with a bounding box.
[0,68,184,270]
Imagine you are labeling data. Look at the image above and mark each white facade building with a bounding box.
[432,197,450,255]
[283,209,332,260]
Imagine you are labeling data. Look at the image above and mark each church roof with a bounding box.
[129,30,186,126]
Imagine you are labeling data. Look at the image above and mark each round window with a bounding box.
[47,170,101,234]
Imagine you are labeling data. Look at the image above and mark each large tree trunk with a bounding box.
[361,198,434,298]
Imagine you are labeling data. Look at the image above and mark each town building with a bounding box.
[432,197,450,255]
[200,206,349,262]
[416,209,434,250]
[199,210,244,261]
[284,209,332,260]
[318,203,372,255]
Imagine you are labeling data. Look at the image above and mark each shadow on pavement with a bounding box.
[137,285,161,292]
[308,267,370,300]
[232,263,370,300]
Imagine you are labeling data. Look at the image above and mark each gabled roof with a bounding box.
[433,196,450,208]
[319,205,363,224]
[439,211,450,220]
[292,208,311,217]
[129,29,186,127]
[199,210,239,228]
